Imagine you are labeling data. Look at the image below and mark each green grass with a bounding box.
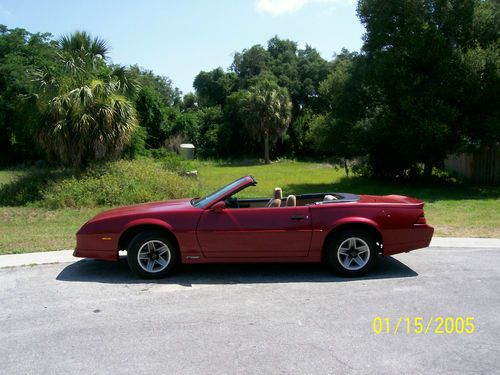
[0,170,26,185]
[0,158,498,254]
[196,159,342,196]
[0,207,101,254]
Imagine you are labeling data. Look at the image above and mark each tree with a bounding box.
[58,30,109,67]
[223,90,256,157]
[0,25,59,164]
[181,92,198,110]
[193,67,238,107]
[459,0,500,148]
[34,31,138,167]
[195,106,226,157]
[310,49,373,175]
[231,45,271,86]
[354,0,488,177]
[229,37,330,156]
[237,79,292,164]
[127,67,182,150]
[135,87,167,148]
[128,65,181,107]
[296,45,331,111]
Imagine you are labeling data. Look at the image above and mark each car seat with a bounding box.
[266,187,282,207]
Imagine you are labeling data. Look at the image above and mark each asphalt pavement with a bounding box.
[1,244,499,374]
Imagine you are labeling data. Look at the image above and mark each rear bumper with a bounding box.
[383,224,434,256]
[74,233,119,261]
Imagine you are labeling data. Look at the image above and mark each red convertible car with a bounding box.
[74,176,433,278]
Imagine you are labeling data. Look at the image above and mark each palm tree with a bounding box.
[238,79,292,163]
[34,31,138,167]
[58,31,109,74]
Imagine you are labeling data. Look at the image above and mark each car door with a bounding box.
[196,205,312,258]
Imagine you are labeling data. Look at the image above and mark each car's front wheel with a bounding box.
[325,230,377,277]
[127,230,178,279]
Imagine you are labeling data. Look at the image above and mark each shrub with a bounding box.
[123,126,148,159]
[0,158,200,208]
[40,159,200,208]
[0,168,73,206]
[140,149,197,173]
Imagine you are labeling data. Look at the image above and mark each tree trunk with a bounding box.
[343,159,349,177]
[423,162,433,178]
[264,133,270,164]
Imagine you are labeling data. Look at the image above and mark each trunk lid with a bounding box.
[359,194,424,207]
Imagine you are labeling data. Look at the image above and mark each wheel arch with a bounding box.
[118,220,180,256]
[322,221,383,259]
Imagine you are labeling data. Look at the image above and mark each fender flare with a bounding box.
[119,218,176,244]
[122,218,174,232]
[324,217,384,250]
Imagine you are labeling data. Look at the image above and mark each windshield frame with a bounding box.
[192,176,256,209]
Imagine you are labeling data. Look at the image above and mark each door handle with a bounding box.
[290,215,308,220]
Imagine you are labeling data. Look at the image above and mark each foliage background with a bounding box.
[0,1,498,177]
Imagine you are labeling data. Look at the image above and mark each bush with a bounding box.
[41,159,199,208]
[123,126,148,159]
[142,149,197,173]
[0,158,200,209]
[0,168,73,206]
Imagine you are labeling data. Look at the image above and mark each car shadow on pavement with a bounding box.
[56,255,417,285]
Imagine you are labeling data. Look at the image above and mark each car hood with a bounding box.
[88,198,193,222]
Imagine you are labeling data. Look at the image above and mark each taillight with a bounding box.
[415,213,426,224]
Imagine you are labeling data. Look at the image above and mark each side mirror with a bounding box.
[210,201,226,213]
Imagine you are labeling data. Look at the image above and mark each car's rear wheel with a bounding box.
[325,229,377,277]
[127,230,178,279]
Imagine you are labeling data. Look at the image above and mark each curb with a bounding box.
[430,237,500,248]
[0,250,75,269]
[0,237,499,269]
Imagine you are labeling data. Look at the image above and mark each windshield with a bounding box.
[192,177,250,208]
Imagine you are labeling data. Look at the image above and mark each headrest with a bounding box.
[274,187,283,200]
[286,195,296,206]
[323,194,337,201]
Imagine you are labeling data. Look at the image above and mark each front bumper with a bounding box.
[74,232,119,261]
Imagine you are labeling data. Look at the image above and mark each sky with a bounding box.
[0,0,365,94]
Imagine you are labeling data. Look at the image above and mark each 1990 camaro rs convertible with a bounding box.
[75,176,434,278]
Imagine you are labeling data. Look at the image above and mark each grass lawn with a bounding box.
[0,159,498,254]
[0,207,101,254]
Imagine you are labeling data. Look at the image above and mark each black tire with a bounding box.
[325,229,377,277]
[127,230,178,279]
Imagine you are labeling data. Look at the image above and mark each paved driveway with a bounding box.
[1,246,499,374]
